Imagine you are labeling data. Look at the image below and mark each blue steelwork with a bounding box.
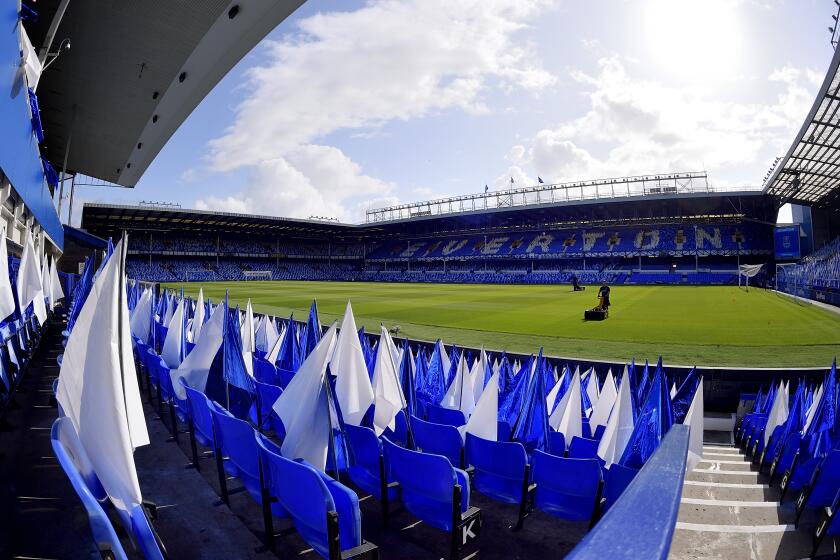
[565,425,689,560]
[1,7,63,247]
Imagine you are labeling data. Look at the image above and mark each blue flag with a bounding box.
[498,353,514,397]
[206,300,255,419]
[66,253,95,333]
[513,350,550,454]
[498,355,534,428]
[398,340,416,417]
[804,359,837,459]
[671,367,699,424]
[302,299,321,358]
[276,314,301,372]
[619,362,674,469]
[420,341,447,405]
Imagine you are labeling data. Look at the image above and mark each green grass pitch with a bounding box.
[162,281,840,368]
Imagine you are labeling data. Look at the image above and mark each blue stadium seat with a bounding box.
[531,450,603,527]
[248,379,284,435]
[427,404,467,427]
[497,420,512,442]
[465,433,531,529]
[601,464,639,514]
[51,417,126,559]
[184,383,216,471]
[811,488,840,556]
[381,411,409,447]
[548,431,567,456]
[253,356,280,386]
[52,417,166,559]
[568,436,600,459]
[382,437,481,560]
[411,415,464,468]
[255,433,378,559]
[345,424,400,524]
[794,449,840,525]
[209,403,263,505]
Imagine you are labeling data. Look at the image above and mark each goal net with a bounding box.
[243,270,272,281]
[738,264,764,291]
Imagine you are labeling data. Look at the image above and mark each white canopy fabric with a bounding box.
[589,369,617,430]
[549,369,582,444]
[56,238,149,512]
[189,289,205,344]
[160,297,185,369]
[129,288,153,344]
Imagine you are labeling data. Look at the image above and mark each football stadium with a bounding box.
[2,1,840,560]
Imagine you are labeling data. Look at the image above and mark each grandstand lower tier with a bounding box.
[127,256,754,286]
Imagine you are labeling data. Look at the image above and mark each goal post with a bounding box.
[738,263,764,291]
[243,270,272,281]
[775,262,802,296]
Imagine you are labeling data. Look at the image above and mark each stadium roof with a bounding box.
[764,43,840,208]
[27,0,303,187]
[81,202,359,239]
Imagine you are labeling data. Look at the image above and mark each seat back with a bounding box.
[128,504,166,560]
[345,424,382,473]
[807,450,840,508]
[383,437,466,532]
[253,357,280,386]
[602,464,639,513]
[532,450,602,521]
[256,434,361,557]
[427,404,467,427]
[209,405,262,501]
[184,385,215,447]
[568,436,600,459]
[497,420,512,442]
[382,410,409,446]
[249,379,282,431]
[548,431,567,456]
[51,417,128,560]
[593,424,606,441]
[411,415,463,467]
[465,434,527,504]
[775,433,803,475]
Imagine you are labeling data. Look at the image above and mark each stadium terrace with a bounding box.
[2,2,840,560]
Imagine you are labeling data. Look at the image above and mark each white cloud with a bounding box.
[511,57,816,186]
[196,145,394,222]
[200,0,555,220]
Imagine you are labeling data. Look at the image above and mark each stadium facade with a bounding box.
[3,2,840,560]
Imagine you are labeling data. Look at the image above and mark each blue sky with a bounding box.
[73,0,834,224]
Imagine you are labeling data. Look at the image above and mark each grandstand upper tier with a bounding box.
[83,188,778,285]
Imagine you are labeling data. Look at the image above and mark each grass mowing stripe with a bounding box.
[161,281,840,367]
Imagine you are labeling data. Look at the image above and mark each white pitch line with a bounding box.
[680,497,780,508]
[683,480,768,489]
[675,522,795,534]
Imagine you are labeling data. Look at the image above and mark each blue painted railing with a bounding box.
[566,424,689,560]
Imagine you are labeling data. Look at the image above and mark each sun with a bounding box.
[644,0,742,82]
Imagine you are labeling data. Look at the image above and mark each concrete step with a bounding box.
[685,469,763,484]
[677,498,796,526]
[668,522,813,560]
[696,459,755,472]
[680,481,778,502]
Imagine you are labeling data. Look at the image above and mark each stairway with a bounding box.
[668,443,815,560]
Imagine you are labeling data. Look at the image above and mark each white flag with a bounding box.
[371,325,404,436]
[549,369,582,446]
[469,348,490,404]
[684,378,705,473]
[330,301,374,426]
[188,289,205,343]
[589,369,617,430]
[48,256,65,311]
[597,369,635,467]
[17,228,47,324]
[240,299,254,374]
[764,380,789,447]
[274,324,338,471]
[461,371,499,442]
[160,296,185,368]
[170,302,224,400]
[441,354,475,418]
[129,288,153,344]
[0,227,17,321]
[56,238,149,512]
